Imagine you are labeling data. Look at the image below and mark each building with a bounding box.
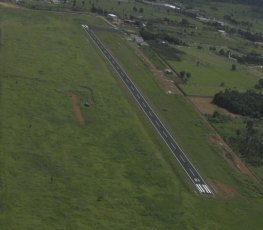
[130,34,148,46]
[107,14,118,21]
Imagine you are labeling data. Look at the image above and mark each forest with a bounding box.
[213,89,263,118]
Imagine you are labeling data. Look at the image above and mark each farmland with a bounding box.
[1,1,263,230]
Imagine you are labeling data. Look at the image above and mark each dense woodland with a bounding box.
[212,89,263,166]
[213,89,263,118]
[230,120,263,166]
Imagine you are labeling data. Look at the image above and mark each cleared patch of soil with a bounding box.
[133,46,182,95]
[70,94,84,125]
[209,134,258,182]
[0,2,20,8]
[208,178,236,198]
[189,96,240,118]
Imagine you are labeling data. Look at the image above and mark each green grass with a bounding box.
[1,7,263,230]
[167,45,260,96]
[94,29,263,228]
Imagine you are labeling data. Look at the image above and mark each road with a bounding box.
[82,25,213,195]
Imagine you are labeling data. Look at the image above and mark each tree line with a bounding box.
[230,120,263,166]
[139,28,188,46]
[213,89,263,118]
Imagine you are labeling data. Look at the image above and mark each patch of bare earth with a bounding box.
[189,96,240,118]
[133,46,182,95]
[209,134,259,183]
[0,2,20,8]
[208,178,236,198]
[70,94,84,125]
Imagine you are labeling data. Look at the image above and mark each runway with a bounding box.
[82,25,213,195]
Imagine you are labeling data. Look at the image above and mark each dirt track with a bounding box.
[133,46,182,95]
[0,2,20,8]
[70,94,84,125]
[208,178,236,198]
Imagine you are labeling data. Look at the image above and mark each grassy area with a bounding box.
[167,45,260,96]
[1,7,263,230]
[0,8,188,229]
[94,29,263,228]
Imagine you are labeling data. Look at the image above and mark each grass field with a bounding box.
[166,45,260,96]
[95,29,263,227]
[1,7,263,230]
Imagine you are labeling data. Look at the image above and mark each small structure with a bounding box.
[164,68,172,74]
[131,34,148,46]
[218,30,226,36]
[107,14,118,21]
[228,51,238,62]
[196,16,210,23]
[124,19,136,25]
[164,4,180,10]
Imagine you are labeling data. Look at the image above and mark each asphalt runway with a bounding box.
[82,25,213,195]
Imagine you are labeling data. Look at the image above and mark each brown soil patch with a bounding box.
[209,134,258,182]
[208,179,236,198]
[133,46,183,95]
[70,94,84,125]
[0,2,20,8]
[189,96,240,118]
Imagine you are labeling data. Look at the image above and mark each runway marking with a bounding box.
[171,142,176,149]
[189,168,195,176]
[179,154,185,162]
[196,184,205,193]
[142,101,146,108]
[195,184,202,193]
[155,120,160,127]
[149,111,153,117]
[163,130,168,137]
[202,185,212,194]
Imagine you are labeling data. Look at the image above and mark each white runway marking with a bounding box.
[171,142,176,149]
[196,184,202,193]
[196,184,205,193]
[202,185,212,194]
[179,154,185,162]
[189,168,195,176]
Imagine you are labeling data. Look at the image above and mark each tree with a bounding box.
[219,49,225,56]
[255,79,263,89]
[133,6,137,12]
[180,71,185,78]
[91,3,97,12]
[231,64,237,71]
[139,7,144,13]
[181,19,190,26]
[72,0,76,7]
[186,72,191,78]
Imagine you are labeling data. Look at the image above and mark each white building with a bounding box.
[107,14,118,21]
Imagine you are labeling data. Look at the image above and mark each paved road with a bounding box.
[82,25,213,195]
